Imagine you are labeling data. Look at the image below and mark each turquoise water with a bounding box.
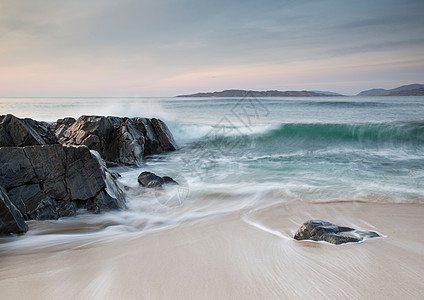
[1,95,423,248]
[1,96,423,205]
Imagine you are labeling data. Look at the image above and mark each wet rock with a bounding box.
[24,144,68,200]
[0,145,125,223]
[0,186,28,235]
[0,114,58,147]
[138,171,165,188]
[58,115,177,165]
[131,118,160,155]
[50,117,76,139]
[294,220,381,245]
[55,200,77,218]
[150,118,177,152]
[58,116,145,165]
[8,184,58,220]
[58,115,120,157]
[89,150,126,211]
[163,176,178,185]
[0,147,37,189]
[64,146,106,201]
[138,171,178,189]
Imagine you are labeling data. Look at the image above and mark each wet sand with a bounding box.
[1,202,423,299]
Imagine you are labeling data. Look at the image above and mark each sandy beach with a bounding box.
[1,201,423,300]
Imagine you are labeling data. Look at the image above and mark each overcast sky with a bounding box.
[1,0,423,96]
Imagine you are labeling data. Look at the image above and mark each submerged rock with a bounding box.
[138,171,178,189]
[0,186,28,235]
[57,116,177,165]
[294,220,381,245]
[0,144,125,222]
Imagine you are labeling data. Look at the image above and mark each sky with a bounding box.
[0,0,423,96]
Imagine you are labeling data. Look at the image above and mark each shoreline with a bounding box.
[1,201,423,299]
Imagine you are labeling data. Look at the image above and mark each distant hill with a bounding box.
[177,89,340,97]
[309,90,344,96]
[358,84,424,96]
[383,88,424,96]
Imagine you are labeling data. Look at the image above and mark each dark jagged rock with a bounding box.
[0,144,125,221]
[0,114,178,235]
[0,147,37,189]
[150,118,178,153]
[57,116,177,165]
[0,114,177,165]
[89,150,126,212]
[138,171,165,188]
[131,118,160,155]
[24,144,68,200]
[138,171,178,189]
[0,186,28,235]
[50,117,76,139]
[294,220,381,245]
[0,114,58,147]
[64,145,106,201]
[162,176,178,185]
[8,184,58,220]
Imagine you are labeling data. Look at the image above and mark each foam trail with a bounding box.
[242,202,293,240]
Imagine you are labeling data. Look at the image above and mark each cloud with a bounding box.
[325,38,424,56]
[0,0,423,96]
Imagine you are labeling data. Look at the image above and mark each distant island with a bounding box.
[176,84,424,98]
[176,89,341,97]
[357,83,424,96]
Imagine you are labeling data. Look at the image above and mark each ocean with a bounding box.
[0,96,423,248]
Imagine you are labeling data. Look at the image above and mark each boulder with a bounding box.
[0,144,125,222]
[0,186,28,235]
[138,171,178,189]
[0,114,58,147]
[57,116,177,165]
[294,220,381,245]
[163,176,178,185]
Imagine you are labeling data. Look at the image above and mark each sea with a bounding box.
[0,96,423,249]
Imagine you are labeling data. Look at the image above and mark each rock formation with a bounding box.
[0,114,178,235]
[50,117,76,139]
[0,114,58,147]
[294,220,381,245]
[56,116,177,165]
[0,144,125,223]
[138,171,178,189]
